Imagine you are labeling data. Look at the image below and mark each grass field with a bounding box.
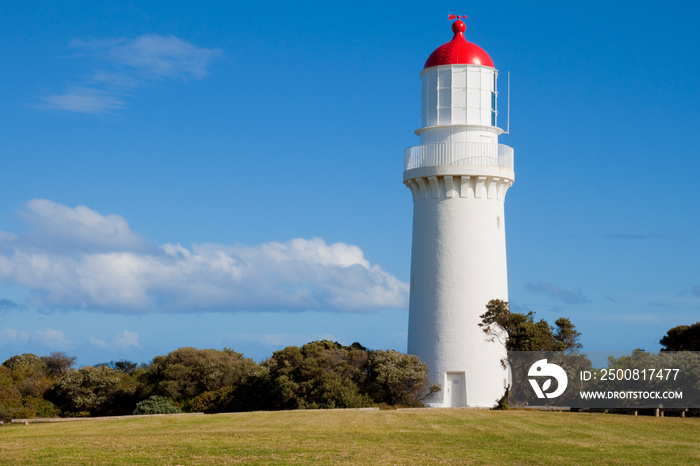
[1,409,698,464]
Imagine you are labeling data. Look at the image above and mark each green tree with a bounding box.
[47,365,138,416]
[364,349,440,407]
[604,350,700,411]
[261,340,372,410]
[479,299,582,352]
[187,386,235,413]
[133,395,181,415]
[98,360,140,375]
[479,300,585,408]
[141,347,257,407]
[660,322,700,351]
[3,353,53,398]
[0,365,23,421]
[1,353,60,420]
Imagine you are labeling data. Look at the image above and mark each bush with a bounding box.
[365,349,436,407]
[186,387,233,413]
[47,365,138,417]
[133,395,181,415]
[262,340,372,410]
[141,347,257,406]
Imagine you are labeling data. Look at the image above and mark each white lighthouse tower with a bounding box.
[404,17,514,407]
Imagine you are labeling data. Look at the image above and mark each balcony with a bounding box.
[404,142,514,171]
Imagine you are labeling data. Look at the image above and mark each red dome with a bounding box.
[424,20,494,69]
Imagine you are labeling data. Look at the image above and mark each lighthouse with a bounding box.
[404,17,514,407]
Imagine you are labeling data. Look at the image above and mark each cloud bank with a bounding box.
[40,34,222,114]
[0,200,408,313]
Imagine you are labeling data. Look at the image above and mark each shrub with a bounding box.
[141,347,257,406]
[186,387,233,413]
[365,349,436,407]
[47,365,138,417]
[133,395,181,415]
[262,340,372,410]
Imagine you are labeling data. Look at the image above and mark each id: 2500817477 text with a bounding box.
[580,368,679,381]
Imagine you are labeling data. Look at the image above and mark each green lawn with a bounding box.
[1,409,697,464]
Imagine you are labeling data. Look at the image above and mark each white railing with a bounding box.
[404,142,514,171]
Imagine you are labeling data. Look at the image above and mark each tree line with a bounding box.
[1,341,439,421]
[2,301,695,420]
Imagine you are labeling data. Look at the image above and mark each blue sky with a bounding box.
[1,1,698,366]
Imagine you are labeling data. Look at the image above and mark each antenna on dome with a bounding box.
[448,14,468,21]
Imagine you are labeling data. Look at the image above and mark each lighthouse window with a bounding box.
[491,73,497,126]
[491,92,497,126]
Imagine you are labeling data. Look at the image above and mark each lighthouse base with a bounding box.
[419,366,508,408]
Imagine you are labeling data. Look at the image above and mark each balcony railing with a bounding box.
[404,142,514,171]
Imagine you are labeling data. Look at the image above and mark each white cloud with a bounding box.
[39,34,222,114]
[0,200,408,313]
[114,330,139,349]
[90,330,139,350]
[19,199,149,252]
[33,329,73,349]
[0,328,72,350]
[0,328,29,344]
[89,337,108,349]
[41,87,126,114]
[105,34,221,80]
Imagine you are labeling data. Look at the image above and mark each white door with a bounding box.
[445,372,466,407]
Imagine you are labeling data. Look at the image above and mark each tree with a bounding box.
[479,299,582,352]
[133,395,181,415]
[251,341,441,410]
[2,353,52,398]
[187,386,235,413]
[479,300,585,408]
[47,365,138,416]
[364,349,439,407]
[0,365,23,421]
[141,347,257,406]
[660,322,700,351]
[260,340,372,410]
[98,360,139,375]
[0,353,69,420]
[0,368,57,421]
[605,350,700,411]
[40,352,76,377]
[552,318,582,352]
